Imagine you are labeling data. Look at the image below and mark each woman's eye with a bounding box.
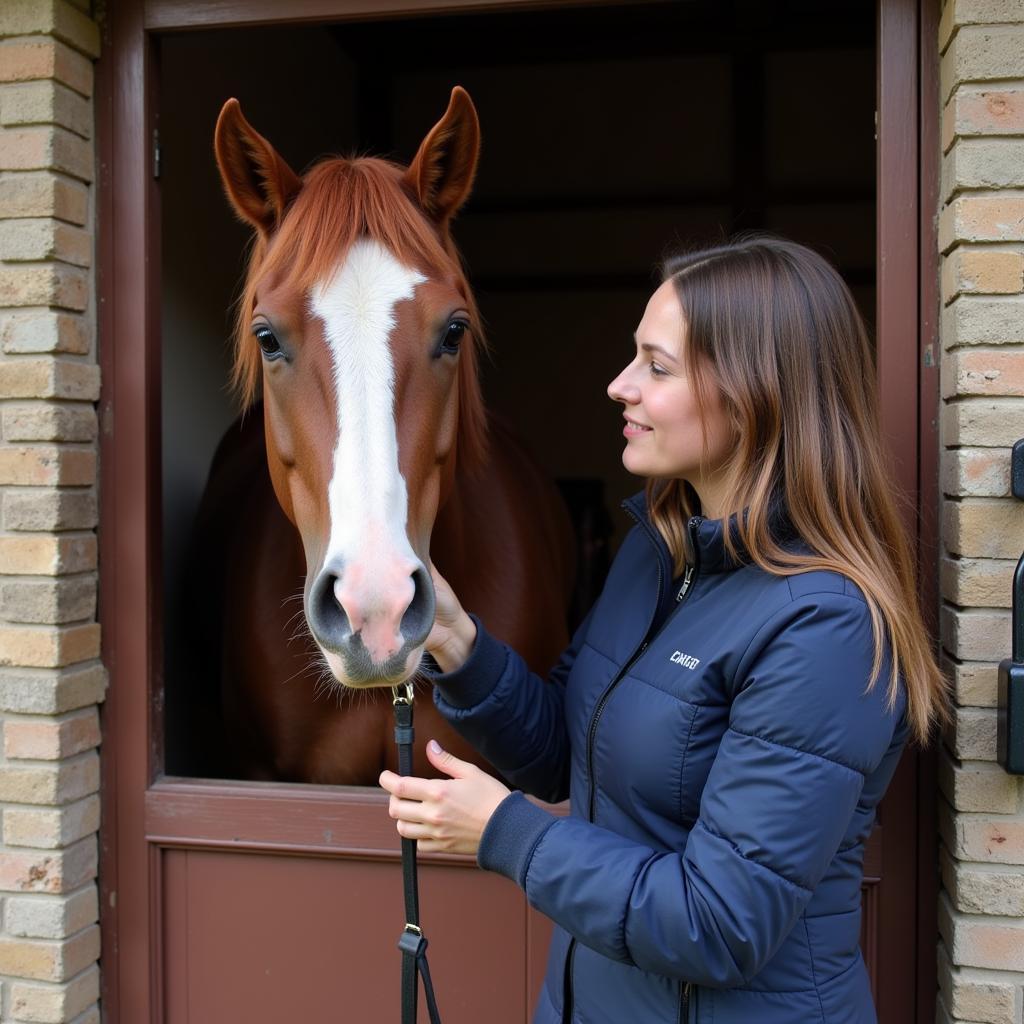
[437,320,468,356]
[649,362,668,377]
[253,325,283,360]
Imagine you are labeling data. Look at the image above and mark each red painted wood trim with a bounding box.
[915,2,941,1022]
[877,2,929,1022]
[98,2,158,1019]
[143,0,643,31]
[877,0,921,511]
[145,778,565,861]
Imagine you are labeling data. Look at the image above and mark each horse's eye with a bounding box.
[254,325,283,360]
[437,320,468,357]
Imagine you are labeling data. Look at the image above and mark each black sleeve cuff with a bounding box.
[477,791,556,887]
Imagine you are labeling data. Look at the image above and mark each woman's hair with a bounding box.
[649,235,946,743]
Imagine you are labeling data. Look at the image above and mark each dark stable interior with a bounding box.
[159,0,875,777]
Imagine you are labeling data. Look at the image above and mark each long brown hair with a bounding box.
[648,236,945,743]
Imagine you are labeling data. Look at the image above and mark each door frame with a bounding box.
[96,1,941,1019]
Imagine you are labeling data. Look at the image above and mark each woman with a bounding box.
[379,236,946,1023]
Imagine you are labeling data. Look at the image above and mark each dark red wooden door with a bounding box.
[98,1,939,1021]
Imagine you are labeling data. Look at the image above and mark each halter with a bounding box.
[391,681,443,1024]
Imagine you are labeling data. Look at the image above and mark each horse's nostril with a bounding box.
[309,571,350,649]
[400,565,435,647]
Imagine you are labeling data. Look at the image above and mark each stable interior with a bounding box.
[159,0,876,777]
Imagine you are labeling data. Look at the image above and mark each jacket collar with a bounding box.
[622,491,798,576]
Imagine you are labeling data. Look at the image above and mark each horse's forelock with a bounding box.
[232,156,488,471]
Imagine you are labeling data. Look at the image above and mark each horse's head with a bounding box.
[214,89,487,689]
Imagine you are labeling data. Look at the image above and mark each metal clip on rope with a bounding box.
[391,682,443,1024]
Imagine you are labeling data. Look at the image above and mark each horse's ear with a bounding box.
[404,86,480,227]
[214,98,302,236]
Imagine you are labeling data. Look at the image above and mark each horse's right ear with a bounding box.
[403,86,480,228]
[214,99,302,236]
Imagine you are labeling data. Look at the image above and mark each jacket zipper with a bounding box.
[562,513,703,1024]
[680,982,691,1023]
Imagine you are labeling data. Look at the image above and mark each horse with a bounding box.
[194,87,575,784]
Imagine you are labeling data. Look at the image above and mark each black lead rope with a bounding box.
[392,682,443,1024]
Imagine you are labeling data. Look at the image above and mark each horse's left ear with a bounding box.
[214,98,303,236]
[404,86,480,227]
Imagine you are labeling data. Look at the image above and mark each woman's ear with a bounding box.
[403,86,480,228]
[214,98,302,236]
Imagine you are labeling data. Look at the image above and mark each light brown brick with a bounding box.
[936,939,1018,1024]
[941,448,1011,497]
[0,2,101,60]
[945,914,1024,971]
[948,706,1000,761]
[939,799,1024,865]
[0,836,95,895]
[942,401,1024,447]
[0,534,96,574]
[1,312,90,355]
[3,795,99,849]
[942,139,1024,200]
[0,173,88,225]
[943,85,1024,152]
[0,623,100,668]
[0,126,92,183]
[941,25,1024,101]
[0,81,90,139]
[0,37,93,97]
[6,887,97,940]
[3,405,96,442]
[942,557,1016,607]
[4,709,99,761]
[947,859,1024,916]
[939,0,1024,50]
[0,264,87,310]
[942,249,1024,302]
[0,752,98,806]
[940,196,1024,250]
[939,753,1021,814]
[3,489,98,532]
[0,448,95,487]
[943,499,1024,559]
[0,360,99,400]
[0,924,99,984]
[0,218,91,266]
[942,296,1024,348]
[941,605,1010,661]
[943,348,1024,398]
[0,576,96,625]
[943,656,1000,708]
[10,962,99,1022]
[0,663,105,715]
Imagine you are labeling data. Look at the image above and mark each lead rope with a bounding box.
[392,682,443,1024]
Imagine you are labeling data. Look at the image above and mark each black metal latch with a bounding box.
[997,439,1024,774]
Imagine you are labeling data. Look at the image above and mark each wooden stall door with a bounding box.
[98,1,939,1021]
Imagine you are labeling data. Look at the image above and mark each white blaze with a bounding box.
[309,238,426,650]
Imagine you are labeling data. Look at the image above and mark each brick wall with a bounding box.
[0,2,104,1022]
[938,1,1024,1022]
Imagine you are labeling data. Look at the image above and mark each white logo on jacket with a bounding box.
[670,651,701,670]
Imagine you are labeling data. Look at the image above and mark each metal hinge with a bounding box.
[153,128,161,180]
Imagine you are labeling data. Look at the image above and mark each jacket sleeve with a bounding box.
[476,591,907,987]
[431,609,593,804]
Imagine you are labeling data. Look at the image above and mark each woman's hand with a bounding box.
[425,564,477,673]
[379,740,510,856]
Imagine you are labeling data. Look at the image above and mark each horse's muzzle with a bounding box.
[306,564,435,687]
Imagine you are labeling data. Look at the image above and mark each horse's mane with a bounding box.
[233,156,489,473]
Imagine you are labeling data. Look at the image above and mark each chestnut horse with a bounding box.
[199,88,574,784]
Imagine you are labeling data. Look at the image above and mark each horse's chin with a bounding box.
[322,645,425,690]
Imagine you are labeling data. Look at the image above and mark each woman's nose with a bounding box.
[608,367,638,404]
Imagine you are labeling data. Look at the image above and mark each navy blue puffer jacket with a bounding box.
[433,495,908,1023]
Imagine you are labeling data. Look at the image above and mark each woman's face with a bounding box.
[607,279,733,488]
